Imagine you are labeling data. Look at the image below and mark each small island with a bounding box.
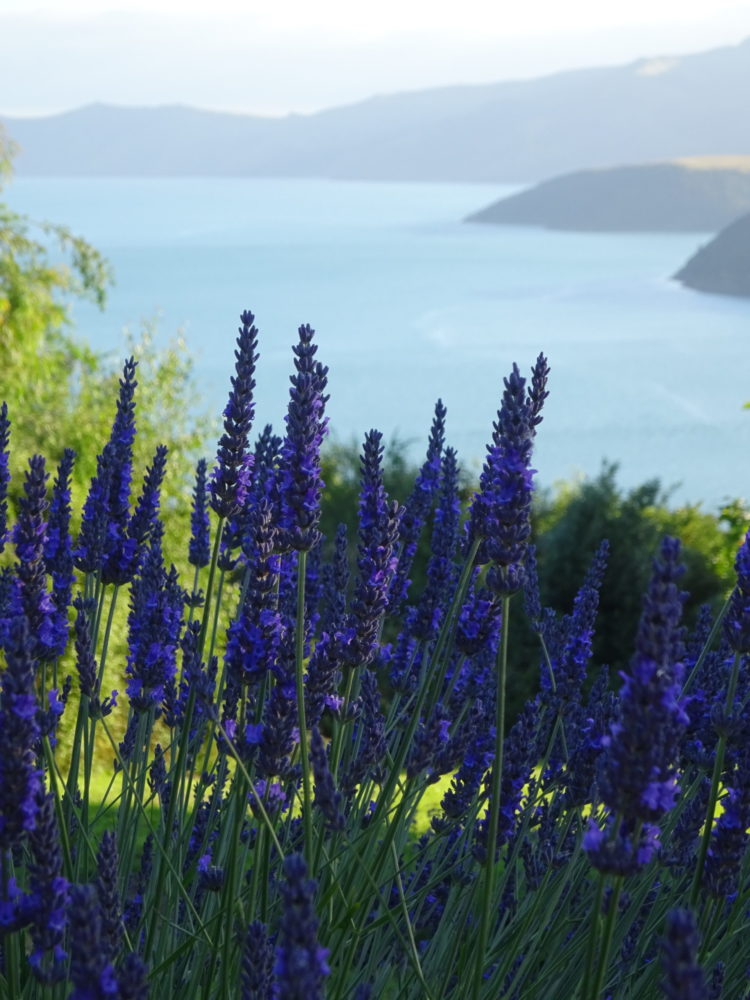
[466,158,750,232]
[674,211,750,297]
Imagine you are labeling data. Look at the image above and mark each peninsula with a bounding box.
[465,159,750,232]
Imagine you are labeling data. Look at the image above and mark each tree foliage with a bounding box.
[0,127,205,538]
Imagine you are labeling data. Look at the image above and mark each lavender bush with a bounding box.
[0,308,748,999]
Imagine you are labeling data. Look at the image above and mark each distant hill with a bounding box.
[4,38,750,182]
[674,213,750,297]
[465,160,750,231]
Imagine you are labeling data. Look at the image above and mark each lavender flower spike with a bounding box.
[0,401,9,553]
[661,909,708,1000]
[469,356,548,595]
[724,528,750,652]
[275,853,330,1000]
[189,458,211,568]
[599,537,688,825]
[278,323,329,552]
[344,430,402,669]
[210,310,259,518]
[0,617,42,849]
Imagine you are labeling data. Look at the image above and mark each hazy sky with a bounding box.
[2,0,750,117]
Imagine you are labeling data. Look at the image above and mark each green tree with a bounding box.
[0,127,205,546]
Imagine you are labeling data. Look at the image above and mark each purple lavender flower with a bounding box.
[14,454,56,659]
[661,909,707,1000]
[100,358,139,585]
[210,311,259,518]
[275,853,329,1000]
[310,726,345,832]
[278,324,329,552]
[725,529,750,652]
[319,523,349,635]
[455,584,502,657]
[124,443,168,576]
[189,458,211,568]
[224,500,281,692]
[73,596,116,719]
[26,788,69,984]
[598,537,687,825]
[389,399,445,608]
[242,921,275,1000]
[116,952,149,1000]
[542,540,609,708]
[341,668,386,797]
[0,401,10,553]
[469,356,548,594]
[44,449,76,657]
[68,883,119,999]
[96,830,123,963]
[125,522,184,714]
[343,430,402,669]
[410,446,461,640]
[702,782,750,899]
[75,447,114,574]
[584,817,660,876]
[0,617,42,849]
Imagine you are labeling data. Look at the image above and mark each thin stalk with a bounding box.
[294,549,314,868]
[582,871,606,1000]
[471,594,511,1000]
[690,650,742,906]
[199,515,225,655]
[589,874,624,1000]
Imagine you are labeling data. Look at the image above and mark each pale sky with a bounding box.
[2,0,750,116]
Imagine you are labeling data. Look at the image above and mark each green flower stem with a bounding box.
[690,650,742,907]
[589,874,624,1000]
[294,549,315,869]
[582,871,607,1000]
[199,515,225,656]
[471,593,511,1000]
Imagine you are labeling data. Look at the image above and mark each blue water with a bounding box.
[6,177,750,509]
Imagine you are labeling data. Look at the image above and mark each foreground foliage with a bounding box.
[1,309,749,1000]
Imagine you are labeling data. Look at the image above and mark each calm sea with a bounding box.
[6,176,750,509]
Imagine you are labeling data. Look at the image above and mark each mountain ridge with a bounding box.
[4,37,750,182]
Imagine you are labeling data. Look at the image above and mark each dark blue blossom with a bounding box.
[210,311,259,518]
[0,617,42,849]
[341,668,386,797]
[278,323,329,552]
[469,356,548,594]
[310,726,345,831]
[14,454,56,658]
[598,537,687,825]
[189,458,211,568]
[319,523,349,635]
[702,782,750,899]
[26,788,69,984]
[541,540,609,709]
[584,817,660,876]
[96,830,123,963]
[116,952,149,1000]
[410,446,461,640]
[68,883,119,999]
[73,596,117,719]
[724,529,750,652]
[125,522,184,714]
[0,401,10,553]
[455,584,502,658]
[661,909,707,1000]
[275,853,329,1000]
[389,399,445,608]
[44,448,76,657]
[242,921,275,1000]
[343,430,402,669]
[123,443,169,579]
